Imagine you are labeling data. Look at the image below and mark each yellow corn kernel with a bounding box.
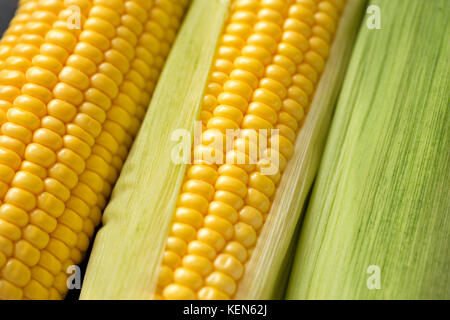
[30,265,54,288]
[0,280,23,300]
[163,283,196,300]
[23,279,49,300]
[0,204,29,227]
[2,258,32,287]
[14,240,40,267]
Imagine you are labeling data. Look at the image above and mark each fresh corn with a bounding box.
[81,0,365,300]
[0,0,441,302]
[0,0,189,300]
[157,0,345,301]
[287,0,449,299]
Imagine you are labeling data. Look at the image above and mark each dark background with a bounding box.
[0,0,18,37]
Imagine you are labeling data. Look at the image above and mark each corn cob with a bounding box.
[0,0,89,300]
[81,0,363,300]
[156,0,346,300]
[287,0,449,299]
[0,0,189,300]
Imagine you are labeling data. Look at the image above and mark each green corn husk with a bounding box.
[79,0,368,299]
[80,0,230,299]
[287,0,449,300]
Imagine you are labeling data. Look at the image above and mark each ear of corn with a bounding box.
[286,0,449,299]
[81,0,368,300]
[80,0,230,300]
[2,0,442,301]
[155,0,352,301]
[0,0,189,300]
